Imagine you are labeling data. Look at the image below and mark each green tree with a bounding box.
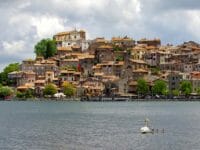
[16,91,25,99]
[180,80,192,96]
[0,63,19,85]
[172,89,180,96]
[16,89,34,99]
[43,83,58,96]
[196,87,200,95]
[136,78,149,95]
[152,80,167,95]
[24,89,34,98]
[62,82,76,97]
[0,86,13,99]
[34,39,57,59]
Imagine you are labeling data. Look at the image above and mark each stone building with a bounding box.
[53,29,89,51]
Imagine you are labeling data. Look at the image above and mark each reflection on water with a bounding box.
[0,101,199,150]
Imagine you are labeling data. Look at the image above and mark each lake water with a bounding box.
[0,101,200,150]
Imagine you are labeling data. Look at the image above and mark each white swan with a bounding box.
[140,118,152,134]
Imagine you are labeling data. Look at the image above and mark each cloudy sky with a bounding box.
[0,0,200,71]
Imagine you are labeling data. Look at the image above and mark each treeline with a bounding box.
[136,78,193,97]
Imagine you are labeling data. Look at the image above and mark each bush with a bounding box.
[43,83,58,96]
[62,82,76,97]
[0,86,13,99]
[180,80,192,96]
[16,91,25,98]
[172,89,180,96]
[16,89,34,99]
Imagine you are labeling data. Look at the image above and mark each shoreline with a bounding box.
[3,96,200,102]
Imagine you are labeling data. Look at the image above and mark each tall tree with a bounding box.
[180,80,192,96]
[136,78,149,95]
[152,80,167,95]
[0,63,20,85]
[34,39,57,59]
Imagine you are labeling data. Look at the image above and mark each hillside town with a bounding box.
[5,29,200,100]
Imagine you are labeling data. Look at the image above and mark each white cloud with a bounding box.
[186,10,200,39]
[2,40,25,55]
[31,15,66,39]
[9,13,67,39]
[17,0,31,9]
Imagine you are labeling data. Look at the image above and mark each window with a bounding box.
[74,35,76,39]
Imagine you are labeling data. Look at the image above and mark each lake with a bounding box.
[0,101,200,150]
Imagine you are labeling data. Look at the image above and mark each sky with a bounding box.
[1,0,200,71]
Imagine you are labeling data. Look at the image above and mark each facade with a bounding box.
[59,70,81,85]
[137,38,161,47]
[34,80,45,97]
[80,78,105,97]
[53,29,89,51]
[168,72,182,92]
[95,45,114,63]
[34,61,59,78]
[111,36,135,48]
[8,71,36,87]
[20,59,35,72]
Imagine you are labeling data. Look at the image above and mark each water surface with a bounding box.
[0,101,199,150]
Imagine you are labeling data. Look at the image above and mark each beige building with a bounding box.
[8,71,36,87]
[53,29,89,51]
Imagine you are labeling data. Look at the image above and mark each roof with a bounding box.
[35,80,45,84]
[17,83,34,90]
[8,71,22,75]
[8,71,35,75]
[23,59,35,62]
[72,45,81,49]
[133,68,148,73]
[41,60,56,64]
[17,86,29,90]
[62,59,79,62]
[54,30,85,36]
[114,61,124,66]
[94,72,104,76]
[57,47,72,51]
[77,53,95,59]
[98,45,113,49]
[138,38,161,42]
[46,71,54,74]
[129,81,137,86]
[112,37,133,42]
[24,71,35,75]
[102,75,119,81]
[92,65,101,69]
[95,38,106,43]
[129,59,147,64]
[55,31,70,36]
[60,70,75,74]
